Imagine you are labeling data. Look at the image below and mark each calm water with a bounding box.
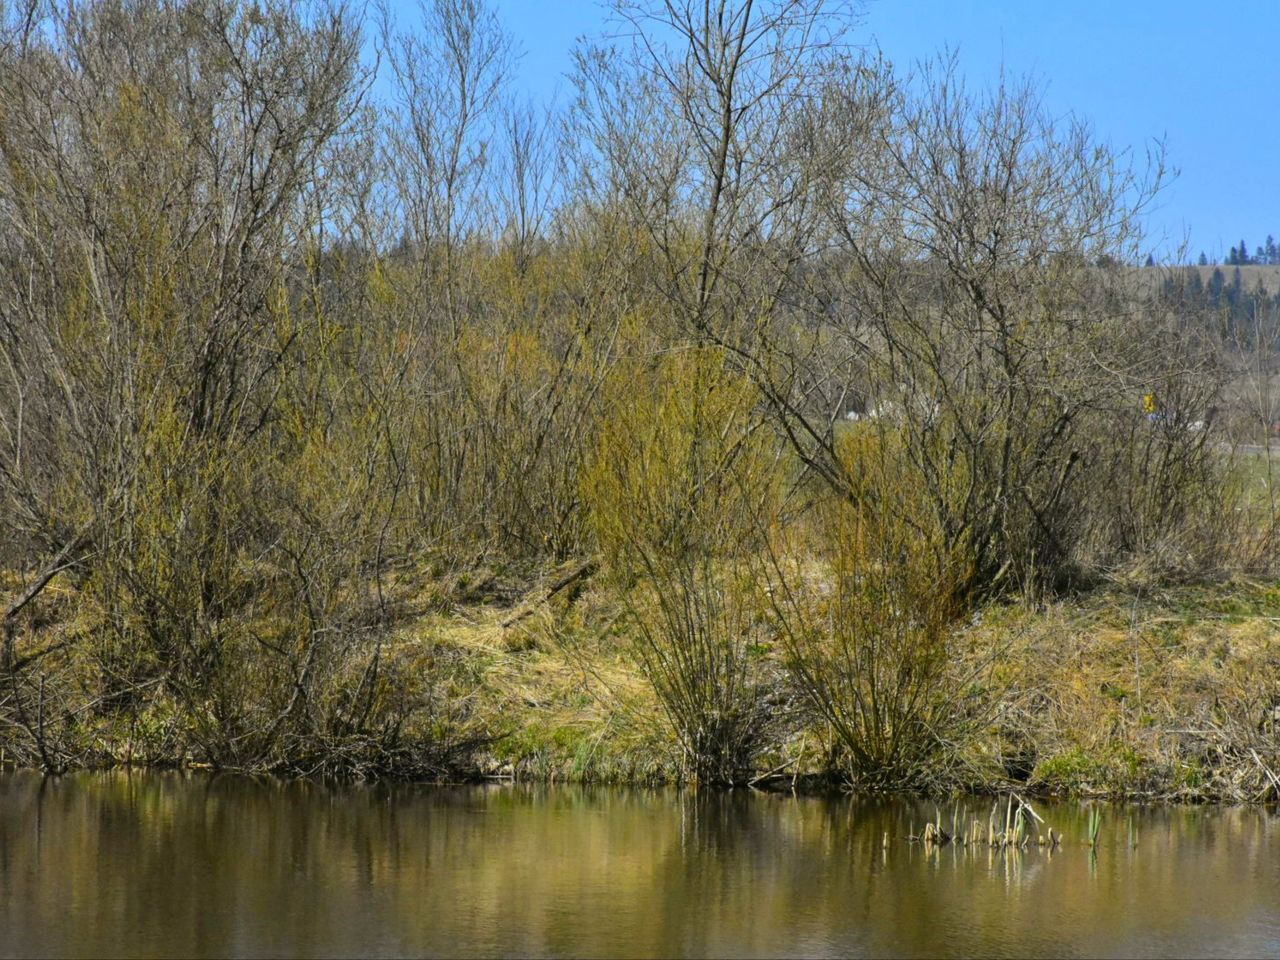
[0,772,1278,958]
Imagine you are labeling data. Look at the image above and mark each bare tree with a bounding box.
[379,0,510,330]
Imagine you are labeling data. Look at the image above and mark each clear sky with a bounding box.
[444,0,1278,263]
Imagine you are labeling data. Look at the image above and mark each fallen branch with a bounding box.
[748,755,799,787]
[4,524,93,666]
[500,559,597,629]
[4,523,94,621]
[1250,748,1280,800]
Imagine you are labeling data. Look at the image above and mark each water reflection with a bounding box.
[0,771,1277,958]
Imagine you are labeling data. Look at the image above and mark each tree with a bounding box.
[571,0,852,778]
[1209,267,1226,300]
[807,55,1170,595]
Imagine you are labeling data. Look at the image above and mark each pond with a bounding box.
[0,771,1277,958]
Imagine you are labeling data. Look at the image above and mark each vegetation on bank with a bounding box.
[11,563,1280,801]
[2,0,1279,800]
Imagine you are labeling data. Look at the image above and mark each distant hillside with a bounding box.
[1133,263,1280,298]
[1135,264,1280,287]
[1185,264,1280,291]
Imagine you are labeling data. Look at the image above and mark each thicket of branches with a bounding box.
[0,0,1269,784]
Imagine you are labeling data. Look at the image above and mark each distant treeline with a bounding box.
[1196,236,1280,266]
[1162,266,1280,335]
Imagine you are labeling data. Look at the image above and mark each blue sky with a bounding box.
[430,0,1278,263]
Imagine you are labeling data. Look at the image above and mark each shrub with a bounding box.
[584,348,784,783]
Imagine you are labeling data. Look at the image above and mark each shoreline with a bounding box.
[4,570,1279,805]
[0,761,1268,808]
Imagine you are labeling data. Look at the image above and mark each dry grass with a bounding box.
[382,572,679,784]
[6,559,1280,799]
[968,578,1280,800]
[356,572,1280,799]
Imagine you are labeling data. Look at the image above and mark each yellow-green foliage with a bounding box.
[768,423,975,785]
[585,346,777,572]
[581,347,784,783]
[829,423,972,583]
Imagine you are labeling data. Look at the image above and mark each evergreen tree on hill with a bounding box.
[1209,267,1225,300]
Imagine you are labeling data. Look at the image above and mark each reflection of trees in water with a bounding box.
[0,775,1277,957]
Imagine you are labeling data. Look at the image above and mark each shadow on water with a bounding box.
[0,771,1278,958]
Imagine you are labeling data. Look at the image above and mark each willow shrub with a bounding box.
[767,424,976,788]
[584,347,784,784]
